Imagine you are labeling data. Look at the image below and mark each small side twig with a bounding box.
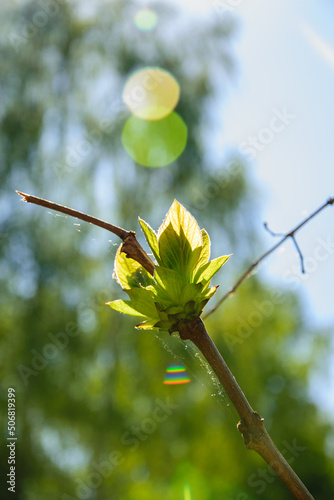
[203,197,334,319]
[264,222,305,273]
[263,221,285,237]
[16,191,155,275]
[291,236,305,273]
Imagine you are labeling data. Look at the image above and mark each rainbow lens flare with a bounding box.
[163,365,191,385]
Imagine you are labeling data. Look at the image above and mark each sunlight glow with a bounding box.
[301,23,334,70]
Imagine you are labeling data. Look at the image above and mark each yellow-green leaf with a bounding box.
[126,288,157,318]
[108,199,232,330]
[202,285,219,301]
[157,200,202,252]
[194,228,211,273]
[139,218,162,264]
[154,266,183,302]
[135,319,161,330]
[194,254,232,283]
[180,283,203,305]
[106,299,147,317]
[114,245,154,290]
[157,200,203,277]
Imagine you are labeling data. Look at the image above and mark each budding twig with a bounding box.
[203,197,334,319]
[16,191,333,319]
[17,189,326,499]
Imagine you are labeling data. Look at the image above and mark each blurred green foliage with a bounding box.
[0,1,333,499]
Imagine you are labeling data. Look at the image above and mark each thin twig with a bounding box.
[16,191,156,275]
[263,221,284,237]
[16,191,128,238]
[264,222,305,272]
[291,236,305,273]
[177,317,315,500]
[203,197,334,319]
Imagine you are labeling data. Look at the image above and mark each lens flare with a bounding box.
[122,67,180,121]
[134,9,158,32]
[122,112,187,168]
[163,365,191,385]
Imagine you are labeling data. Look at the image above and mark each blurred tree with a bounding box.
[0,1,333,499]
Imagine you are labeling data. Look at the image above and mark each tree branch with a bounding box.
[17,191,331,498]
[203,197,334,319]
[177,318,314,500]
[16,191,155,275]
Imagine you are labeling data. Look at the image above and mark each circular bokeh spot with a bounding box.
[122,67,180,121]
[134,9,158,31]
[122,112,187,168]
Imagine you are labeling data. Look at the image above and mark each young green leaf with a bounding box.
[106,299,148,317]
[201,285,219,301]
[108,200,231,332]
[158,222,185,272]
[138,218,162,265]
[194,228,211,274]
[157,200,203,276]
[154,266,184,302]
[157,200,203,252]
[158,224,202,278]
[126,288,159,318]
[180,283,203,305]
[194,254,232,283]
[114,245,154,289]
[136,319,162,330]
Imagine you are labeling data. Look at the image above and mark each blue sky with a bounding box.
[216,0,334,327]
[147,0,334,410]
[150,0,334,325]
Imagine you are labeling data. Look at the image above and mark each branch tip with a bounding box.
[16,190,28,201]
[15,190,155,275]
[291,236,305,273]
[263,221,284,238]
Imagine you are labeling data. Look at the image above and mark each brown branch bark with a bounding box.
[203,196,334,319]
[177,318,314,500]
[16,191,155,275]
